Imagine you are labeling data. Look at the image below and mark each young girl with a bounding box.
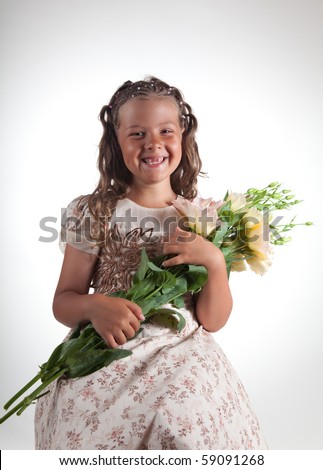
[34,77,267,450]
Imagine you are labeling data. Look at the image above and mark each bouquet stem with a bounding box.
[0,369,68,424]
[0,249,197,424]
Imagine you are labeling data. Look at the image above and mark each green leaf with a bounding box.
[147,261,164,272]
[149,254,167,268]
[109,289,127,298]
[172,295,185,309]
[231,212,246,225]
[126,276,156,300]
[137,296,164,315]
[133,248,150,283]
[44,338,82,371]
[78,323,98,339]
[218,200,231,214]
[144,308,186,332]
[161,282,177,295]
[152,270,177,289]
[69,324,82,340]
[40,366,66,384]
[211,221,229,247]
[186,264,208,292]
[174,312,186,331]
[220,246,235,260]
[77,335,104,354]
[174,276,188,293]
[137,279,188,316]
[226,262,232,278]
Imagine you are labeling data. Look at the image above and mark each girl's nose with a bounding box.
[144,136,162,150]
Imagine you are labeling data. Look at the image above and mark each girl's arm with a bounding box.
[193,249,232,332]
[162,227,233,332]
[53,244,144,348]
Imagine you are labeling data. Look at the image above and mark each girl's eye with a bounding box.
[130,131,145,137]
[161,129,173,134]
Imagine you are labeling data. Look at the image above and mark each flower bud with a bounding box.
[277,237,292,244]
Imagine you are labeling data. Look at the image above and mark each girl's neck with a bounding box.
[126,183,176,208]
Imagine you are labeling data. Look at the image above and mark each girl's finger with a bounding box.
[129,317,141,332]
[113,331,128,346]
[162,244,179,255]
[162,255,182,268]
[105,333,118,349]
[123,325,136,339]
[125,300,144,321]
[163,242,190,256]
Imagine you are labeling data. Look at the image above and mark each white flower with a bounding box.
[243,207,271,258]
[172,196,220,237]
[246,255,273,275]
[242,206,273,274]
[230,254,247,272]
[226,192,247,212]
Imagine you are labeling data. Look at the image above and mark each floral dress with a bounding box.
[34,196,267,450]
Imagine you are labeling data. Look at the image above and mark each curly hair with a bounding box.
[84,76,204,244]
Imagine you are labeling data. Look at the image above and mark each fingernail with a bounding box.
[140,313,145,321]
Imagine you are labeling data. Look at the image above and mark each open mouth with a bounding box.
[142,157,167,166]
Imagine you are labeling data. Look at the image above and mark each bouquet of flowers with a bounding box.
[0,182,311,424]
[173,181,312,275]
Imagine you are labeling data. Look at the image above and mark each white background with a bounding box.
[0,0,322,450]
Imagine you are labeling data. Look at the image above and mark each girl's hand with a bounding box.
[87,294,144,349]
[162,227,224,271]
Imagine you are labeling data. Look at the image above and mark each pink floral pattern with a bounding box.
[34,197,267,450]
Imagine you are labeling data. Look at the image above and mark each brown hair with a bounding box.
[85,76,204,244]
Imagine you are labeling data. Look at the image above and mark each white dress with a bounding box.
[34,196,268,450]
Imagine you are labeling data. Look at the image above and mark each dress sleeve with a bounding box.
[59,195,100,255]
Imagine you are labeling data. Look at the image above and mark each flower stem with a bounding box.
[3,372,42,410]
[0,368,68,424]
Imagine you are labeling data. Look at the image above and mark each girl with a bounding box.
[34,77,267,450]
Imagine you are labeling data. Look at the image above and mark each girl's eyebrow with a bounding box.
[125,121,177,130]
[125,125,142,130]
[159,121,177,127]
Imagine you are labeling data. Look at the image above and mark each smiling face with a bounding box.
[116,97,184,194]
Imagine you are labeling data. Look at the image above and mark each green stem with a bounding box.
[141,284,163,300]
[160,290,187,307]
[4,371,42,410]
[0,368,68,424]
